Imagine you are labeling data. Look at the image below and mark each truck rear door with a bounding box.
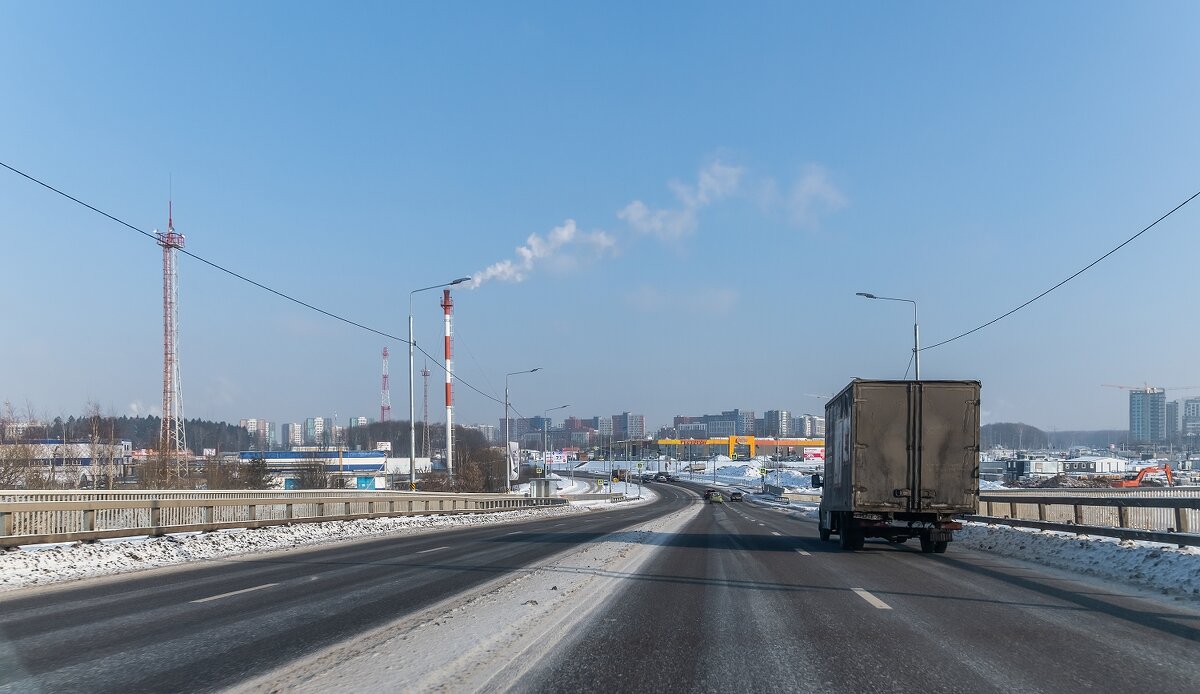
[853,383,910,511]
[916,383,979,513]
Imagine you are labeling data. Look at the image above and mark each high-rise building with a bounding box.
[239,418,276,450]
[1167,400,1181,444]
[1183,398,1200,441]
[792,414,825,437]
[764,410,791,437]
[1129,389,1166,443]
[612,412,645,440]
[282,423,303,450]
[304,417,335,446]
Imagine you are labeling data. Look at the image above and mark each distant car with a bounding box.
[729,492,744,502]
[708,492,725,503]
[703,488,717,500]
[654,473,669,482]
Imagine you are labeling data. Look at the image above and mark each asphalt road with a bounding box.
[5,480,1199,694]
[0,483,695,694]
[524,480,1200,694]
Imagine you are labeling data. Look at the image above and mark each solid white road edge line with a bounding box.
[191,583,279,604]
[851,588,892,610]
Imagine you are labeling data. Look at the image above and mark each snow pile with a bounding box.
[0,504,594,592]
[957,522,1200,597]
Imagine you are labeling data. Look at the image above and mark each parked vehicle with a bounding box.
[814,379,980,554]
[729,492,744,502]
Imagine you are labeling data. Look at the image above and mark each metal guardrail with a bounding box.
[974,491,1200,548]
[0,492,566,547]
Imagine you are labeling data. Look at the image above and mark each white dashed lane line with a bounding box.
[794,549,811,556]
[851,588,893,610]
[191,583,279,604]
[417,546,449,554]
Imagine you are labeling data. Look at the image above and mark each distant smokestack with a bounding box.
[442,289,454,478]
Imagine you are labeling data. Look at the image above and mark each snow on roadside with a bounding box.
[956,521,1200,598]
[0,504,597,593]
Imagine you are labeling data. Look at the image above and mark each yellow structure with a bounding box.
[655,436,823,458]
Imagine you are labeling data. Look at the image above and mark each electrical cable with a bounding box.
[0,159,506,406]
[923,187,1200,351]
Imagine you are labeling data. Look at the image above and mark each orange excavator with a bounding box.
[1110,464,1175,488]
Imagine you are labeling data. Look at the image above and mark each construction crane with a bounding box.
[1101,384,1200,392]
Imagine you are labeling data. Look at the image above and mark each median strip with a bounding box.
[851,588,892,610]
[191,583,279,604]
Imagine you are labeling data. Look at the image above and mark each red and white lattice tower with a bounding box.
[421,363,431,458]
[380,347,391,422]
[441,289,455,477]
[156,202,187,467]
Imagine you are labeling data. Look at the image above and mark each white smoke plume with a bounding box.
[470,219,616,288]
[618,161,744,240]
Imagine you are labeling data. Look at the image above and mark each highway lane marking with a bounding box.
[794,549,811,556]
[771,531,782,536]
[503,531,523,536]
[417,546,449,554]
[851,588,893,610]
[191,583,279,604]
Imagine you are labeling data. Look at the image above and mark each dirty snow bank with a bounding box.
[0,503,595,592]
[957,522,1200,598]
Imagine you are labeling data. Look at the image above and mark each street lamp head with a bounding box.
[856,292,876,299]
[450,276,471,285]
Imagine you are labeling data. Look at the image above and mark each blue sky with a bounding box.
[3,2,1200,434]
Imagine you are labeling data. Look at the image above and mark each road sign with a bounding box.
[637,462,644,470]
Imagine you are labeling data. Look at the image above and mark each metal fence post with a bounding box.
[150,499,161,536]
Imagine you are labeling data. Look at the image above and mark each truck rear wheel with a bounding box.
[819,527,831,542]
[839,515,864,551]
[932,540,948,553]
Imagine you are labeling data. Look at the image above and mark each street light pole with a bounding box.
[504,367,541,492]
[856,292,920,380]
[410,277,471,491]
[542,404,570,479]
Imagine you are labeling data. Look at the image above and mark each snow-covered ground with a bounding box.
[4,466,1195,605]
[748,494,1200,599]
[0,498,650,593]
[569,457,823,492]
[956,521,1200,598]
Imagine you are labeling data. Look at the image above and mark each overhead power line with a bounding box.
[923,187,1200,351]
[0,160,505,406]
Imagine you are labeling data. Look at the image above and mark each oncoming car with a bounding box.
[729,492,744,502]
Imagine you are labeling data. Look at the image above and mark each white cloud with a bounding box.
[785,164,847,228]
[470,219,616,287]
[755,164,847,229]
[618,161,744,240]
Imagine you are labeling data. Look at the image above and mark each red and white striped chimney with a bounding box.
[441,289,454,478]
